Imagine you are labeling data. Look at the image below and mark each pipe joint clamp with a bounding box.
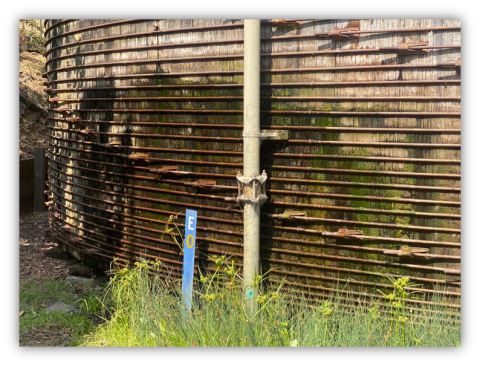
[236,170,268,208]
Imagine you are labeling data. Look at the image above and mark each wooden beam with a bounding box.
[34,148,46,212]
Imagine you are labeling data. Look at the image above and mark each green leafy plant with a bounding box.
[19,20,45,53]
[379,276,420,346]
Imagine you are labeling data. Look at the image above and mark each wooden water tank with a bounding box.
[45,19,461,310]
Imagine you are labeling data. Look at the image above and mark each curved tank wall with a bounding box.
[44,19,461,310]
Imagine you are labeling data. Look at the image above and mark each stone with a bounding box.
[45,246,72,261]
[45,301,77,314]
[65,275,109,288]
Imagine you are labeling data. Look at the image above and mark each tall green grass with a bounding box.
[80,257,460,347]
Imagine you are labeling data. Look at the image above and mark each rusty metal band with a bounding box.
[44,63,460,85]
[48,144,461,179]
[49,166,460,234]
[50,163,457,222]
[53,200,267,259]
[45,80,461,89]
[46,95,461,102]
[50,134,461,165]
[48,107,462,118]
[264,232,459,250]
[44,20,244,50]
[48,139,461,192]
[44,19,151,46]
[43,19,71,34]
[51,196,458,277]
[45,49,462,74]
[44,21,460,57]
[44,36,461,66]
[50,209,460,294]
[269,279,460,310]
[49,129,461,148]
[268,267,459,297]
[53,216,460,300]
[47,117,462,132]
[49,151,461,206]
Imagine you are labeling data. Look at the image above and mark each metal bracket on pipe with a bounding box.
[66,116,82,124]
[280,210,307,219]
[236,170,268,209]
[55,106,73,116]
[321,228,364,240]
[328,26,360,41]
[191,179,217,189]
[271,19,302,28]
[150,166,179,174]
[260,129,289,141]
[398,42,429,55]
[382,246,429,257]
[79,128,97,136]
[243,130,289,145]
[105,141,122,148]
[150,166,191,176]
[128,153,149,161]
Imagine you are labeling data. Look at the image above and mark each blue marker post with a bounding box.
[182,209,197,314]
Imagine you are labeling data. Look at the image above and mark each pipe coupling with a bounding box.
[236,170,268,209]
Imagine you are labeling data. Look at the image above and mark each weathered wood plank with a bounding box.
[20,177,34,199]
[20,196,34,215]
[20,158,34,179]
[34,148,46,212]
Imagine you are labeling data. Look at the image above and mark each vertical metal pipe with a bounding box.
[243,19,261,313]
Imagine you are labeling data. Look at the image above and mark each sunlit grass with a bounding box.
[80,257,461,347]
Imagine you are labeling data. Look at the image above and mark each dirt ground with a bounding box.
[19,212,97,347]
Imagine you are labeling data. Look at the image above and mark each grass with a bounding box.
[79,257,461,347]
[19,278,103,345]
[18,240,460,347]
[20,221,459,348]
